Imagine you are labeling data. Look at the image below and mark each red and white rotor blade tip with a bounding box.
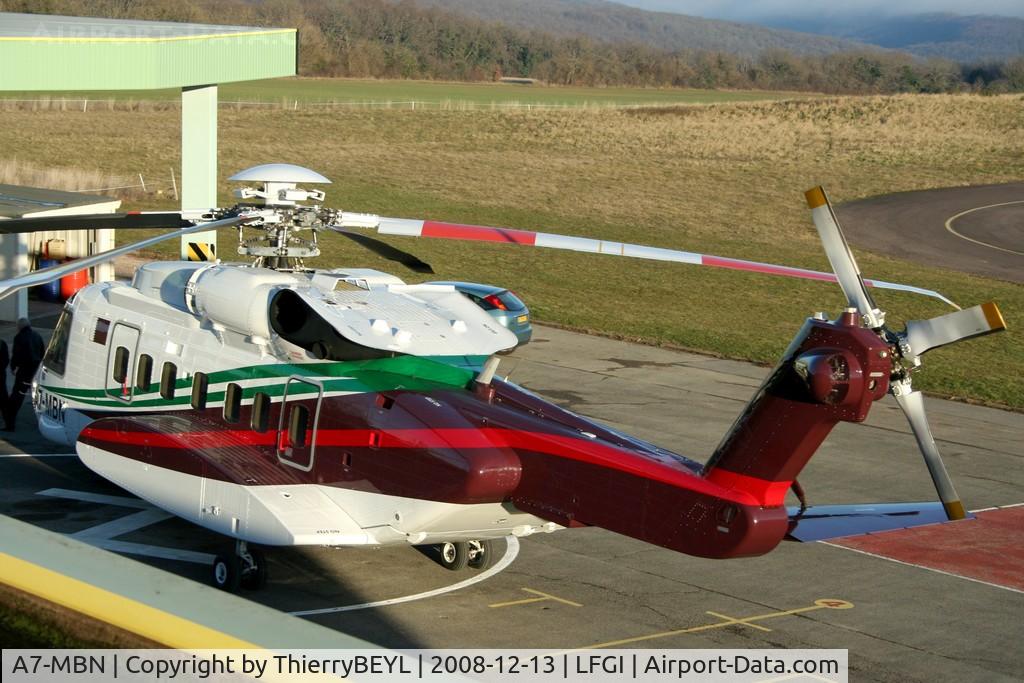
[335,212,956,307]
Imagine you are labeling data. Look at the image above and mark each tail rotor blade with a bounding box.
[903,302,1006,361]
[893,384,967,520]
[804,187,884,328]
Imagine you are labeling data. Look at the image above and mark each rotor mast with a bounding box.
[228,164,332,270]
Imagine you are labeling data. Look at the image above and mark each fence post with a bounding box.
[138,174,147,193]
[169,167,178,201]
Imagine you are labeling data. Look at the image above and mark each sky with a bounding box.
[616,1,1024,20]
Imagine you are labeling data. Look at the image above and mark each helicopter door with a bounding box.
[104,323,141,402]
[276,377,323,472]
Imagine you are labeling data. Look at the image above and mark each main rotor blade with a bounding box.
[334,212,957,307]
[903,302,1006,362]
[804,187,885,328]
[326,226,434,274]
[0,212,189,233]
[893,386,967,520]
[0,215,246,301]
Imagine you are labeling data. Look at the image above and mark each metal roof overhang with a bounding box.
[0,12,296,90]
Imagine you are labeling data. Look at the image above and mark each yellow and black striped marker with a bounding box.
[187,242,216,262]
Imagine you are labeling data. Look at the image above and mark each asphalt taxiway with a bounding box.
[838,182,1024,284]
[1,317,1021,682]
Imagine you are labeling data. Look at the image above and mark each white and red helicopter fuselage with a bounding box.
[11,168,1000,588]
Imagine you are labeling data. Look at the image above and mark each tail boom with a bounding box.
[703,311,891,508]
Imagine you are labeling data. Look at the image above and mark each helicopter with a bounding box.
[0,163,1005,591]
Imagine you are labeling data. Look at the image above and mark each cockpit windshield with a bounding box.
[42,306,73,376]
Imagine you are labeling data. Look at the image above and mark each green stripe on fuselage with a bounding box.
[44,354,486,407]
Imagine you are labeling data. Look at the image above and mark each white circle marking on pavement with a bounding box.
[290,535,520,616]
[944,200,1024,256]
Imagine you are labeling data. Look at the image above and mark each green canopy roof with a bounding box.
[0,12,296,90]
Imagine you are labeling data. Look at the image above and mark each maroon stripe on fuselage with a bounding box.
[76,381,740,502]
[77,384,790,558]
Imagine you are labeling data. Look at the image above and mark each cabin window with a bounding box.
[160,362,177,400]
[42,308,73,376]
[251,392,271,432]
[111,346,130,383]
[223,383,242,423]
[288,405,309,448]
[191,372,208,410]
[135,355,153,392]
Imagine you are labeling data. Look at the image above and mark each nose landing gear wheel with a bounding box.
[438,541,468,570]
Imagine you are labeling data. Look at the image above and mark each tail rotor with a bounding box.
[805,187,1006,520]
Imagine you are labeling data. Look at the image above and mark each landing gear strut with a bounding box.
[212,541,268,591]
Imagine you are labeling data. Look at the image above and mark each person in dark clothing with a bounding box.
[5,318,44,431]
[0,338,8,409]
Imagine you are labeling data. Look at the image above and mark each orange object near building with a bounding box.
[60,266,89,300]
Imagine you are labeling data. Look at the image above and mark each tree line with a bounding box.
[3,0,1022,93]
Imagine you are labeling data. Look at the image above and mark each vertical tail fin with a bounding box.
[702,310,891,506]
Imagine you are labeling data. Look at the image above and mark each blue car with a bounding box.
[428,281,532,347]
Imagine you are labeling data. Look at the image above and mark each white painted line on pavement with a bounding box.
[72,508,173,540]
[38,487,153,509]
[821,541,1024,595]
[292,536,520,616]
[88,538,216,565]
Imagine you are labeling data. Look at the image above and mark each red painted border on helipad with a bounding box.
[835,507,1024,591]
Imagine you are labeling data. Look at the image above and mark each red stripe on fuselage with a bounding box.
[421,221,538,245]
[704,468,792,507]
[79,425,762,506]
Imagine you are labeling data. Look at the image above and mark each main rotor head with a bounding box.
[228,164,335,268]
[229,163,330,208]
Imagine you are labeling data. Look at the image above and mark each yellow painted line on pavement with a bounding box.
[489,587,582,609]
[0,551,259,648]
[576,598,853,649]
[705,610,773,632]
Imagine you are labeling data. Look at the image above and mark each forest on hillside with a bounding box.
[2,0,1022,93]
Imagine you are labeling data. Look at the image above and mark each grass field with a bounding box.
[0,89,1021,409]
[1,77,806,109]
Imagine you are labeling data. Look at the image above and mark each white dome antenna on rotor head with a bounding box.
[229,164,331,207]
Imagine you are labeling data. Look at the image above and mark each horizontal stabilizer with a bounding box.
[786,502,974,542]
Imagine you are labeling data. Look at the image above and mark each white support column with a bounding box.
[0,233,29,322]
[180,85,218,262]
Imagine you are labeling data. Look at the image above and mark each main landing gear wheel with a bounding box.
[212,541,268,591]
[212,554,241,591]
[437,541,469,571]
[467,540,494,570]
